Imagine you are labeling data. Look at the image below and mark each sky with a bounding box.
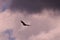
[0,0,60,40]
[10,0,60,13]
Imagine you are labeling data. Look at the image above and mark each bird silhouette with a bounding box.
[21,20,30,26]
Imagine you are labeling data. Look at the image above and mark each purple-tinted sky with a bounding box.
[10,0,60,13]
[0,0,12,12]
[0,9,60,40]
[0,0,60,40]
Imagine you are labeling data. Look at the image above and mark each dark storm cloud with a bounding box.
[10,0,60,13]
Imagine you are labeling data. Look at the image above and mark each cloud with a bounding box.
[10,0,60,13]
[0,9,23,32]
[0,0,12,12]
[27,10,60,40]
[28,26,60,40]
[12,9,60,40]
[0,8,60,40]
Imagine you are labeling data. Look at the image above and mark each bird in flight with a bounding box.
[21,20,30,26]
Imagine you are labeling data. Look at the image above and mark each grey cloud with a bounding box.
[10,0,60,13]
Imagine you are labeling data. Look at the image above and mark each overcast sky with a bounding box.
[0,9,60,40]
[0,0,60,40]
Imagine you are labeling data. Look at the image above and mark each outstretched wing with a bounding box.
[21,20,26,25]
[21,20,30,26]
